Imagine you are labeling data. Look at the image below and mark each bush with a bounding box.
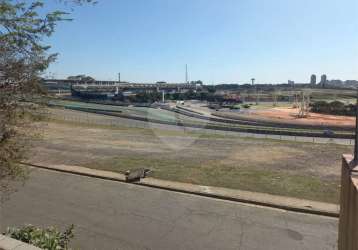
[311,100,355,116]
[4,224,75,250]
[311,101,330,113]
[230,105,241,110]
[242,104,251,109]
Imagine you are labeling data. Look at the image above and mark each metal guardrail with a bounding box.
[47,108,354,145]
[173,105,354,132]
[52,105,354,139]
[212,112,354,132]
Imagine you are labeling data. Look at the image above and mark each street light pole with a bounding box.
[251,78,258,105]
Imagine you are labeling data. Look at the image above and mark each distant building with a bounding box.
[67,75,95,82]
[328,79,343,86]
[288,80,295,86]
[190,80,203,86]
[320,74,327,88]
[310,74,317,85]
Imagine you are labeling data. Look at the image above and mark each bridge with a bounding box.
[42,79,203,93]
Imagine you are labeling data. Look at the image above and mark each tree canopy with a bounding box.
[0,0,94,192]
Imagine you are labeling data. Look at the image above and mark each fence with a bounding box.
[47,102,355,138]
[46,109,354,146]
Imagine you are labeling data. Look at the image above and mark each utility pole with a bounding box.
[185,64,188,84]
[298,91,310,118]
[118,72,121,83]
[251,78,258,105]
[273,89,278,107]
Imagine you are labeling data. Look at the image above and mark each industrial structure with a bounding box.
[297,91,310,118]
[42,78,204,99]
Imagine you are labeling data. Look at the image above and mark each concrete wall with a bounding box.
[338,155,358,250]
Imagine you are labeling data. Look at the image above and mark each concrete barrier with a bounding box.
[338,155,358,250]
[0,235,40,250]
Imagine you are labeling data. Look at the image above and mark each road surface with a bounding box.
[49,108,353,145]
[0,168,338,250]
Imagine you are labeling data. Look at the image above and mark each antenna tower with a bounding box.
[297,91,310,118]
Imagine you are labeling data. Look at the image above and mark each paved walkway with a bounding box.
[0,168,338,250]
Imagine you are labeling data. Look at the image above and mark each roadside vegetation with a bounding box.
[31,115,351,204]
[0,0,94,190]
[0,0,94,248]
[311,100,356,116]
[93,88,233,103]
[4,224,75,250]
[85,155,341,204]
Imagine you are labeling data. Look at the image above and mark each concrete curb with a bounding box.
[0,235,41,250]
[23,163,340,218]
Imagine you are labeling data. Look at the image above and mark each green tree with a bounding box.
[0,0,94,193]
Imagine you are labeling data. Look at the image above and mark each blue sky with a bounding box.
[44,0,358,84]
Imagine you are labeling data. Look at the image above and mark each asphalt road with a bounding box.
[49,108,353,145]
[0,168,338,250]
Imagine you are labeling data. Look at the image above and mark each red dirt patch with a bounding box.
[240,107,355,127]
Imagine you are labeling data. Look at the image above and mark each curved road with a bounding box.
[49,108,353,145]
[48,99,354,139]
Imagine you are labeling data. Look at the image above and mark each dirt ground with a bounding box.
[28,118,352,203]
[180,101,355,127]
[220,107,355,127]
[258,107,354,126]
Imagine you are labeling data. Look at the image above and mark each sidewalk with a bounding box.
[0,235,40,250]
[24,162,339,218]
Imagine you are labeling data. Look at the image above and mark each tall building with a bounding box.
[310,74,317,85]
[288,80,295,86]
[320,74,327,88]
